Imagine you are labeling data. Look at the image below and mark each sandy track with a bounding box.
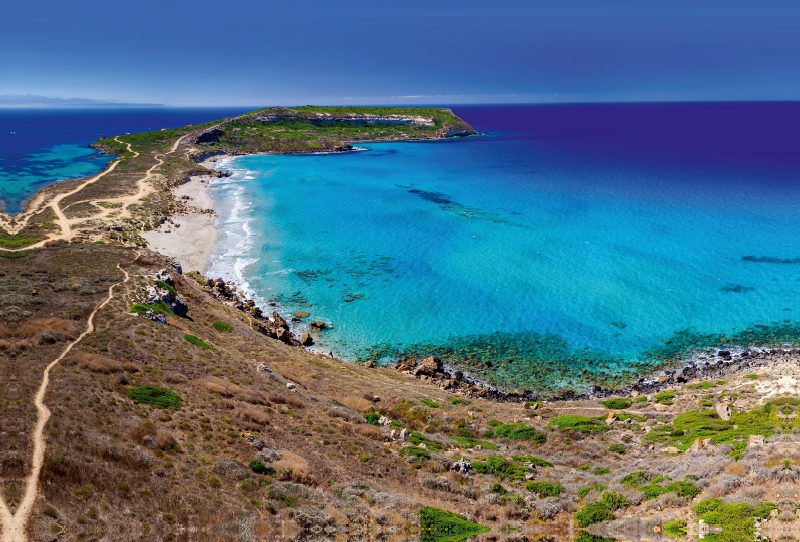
[0,132,193,250]
[0,260,133,542]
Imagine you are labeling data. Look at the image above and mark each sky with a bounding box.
[2,0,799,106]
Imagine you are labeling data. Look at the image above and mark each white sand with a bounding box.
[142,175,218,274]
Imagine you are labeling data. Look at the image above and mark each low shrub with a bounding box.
[128,386,182,408]
[493,422,547,442]
[575,502,614,527]
[449,435,498,450]
[600,491,629,511]
[578,484,606,499]
[601,398,632,410]
[154,280,177,297]
[408,431,441,451]
[184,334,213,349]
[663,519,687,539]
[593,468,611,476]
[525,481,564,498]
[399,446,431,461]
[621,471,650,487]
[664,481,701,499]
[420,399,439,408]
[511,455,552,468]
[450,397,464,405]
[212,321,233,332]
[472,456,526,480]
[364,413,380,426]
[43,505,58,519]
[547,415,609,434]
[249,460,269,474]
[654,392,676,405]
[418,506,489,542]
[131,301,173,316]
[608,443,625,455]
[489,483,507,495]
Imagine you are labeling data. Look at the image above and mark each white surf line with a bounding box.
[0,260,133,542]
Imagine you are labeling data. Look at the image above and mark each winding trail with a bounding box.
[0,132,193,249]
[0,260,133,542]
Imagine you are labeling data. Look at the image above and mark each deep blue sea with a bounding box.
[0,107,251,214]
[207,103,800,393]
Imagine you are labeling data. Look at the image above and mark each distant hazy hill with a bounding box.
[0,94,162,107]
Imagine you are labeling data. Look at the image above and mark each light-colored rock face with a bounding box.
[715,401,732,421]
[259,113,436,127]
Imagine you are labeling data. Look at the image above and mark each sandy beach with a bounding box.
[141,173,218,274]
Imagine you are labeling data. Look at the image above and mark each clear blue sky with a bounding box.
[2,0,799,106]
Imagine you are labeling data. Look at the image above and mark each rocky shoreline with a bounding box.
[389,346,800,403]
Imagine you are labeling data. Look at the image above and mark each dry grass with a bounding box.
[164,371,187,383]
[234,403,269,430]
[723,461,747,476]
[68,351,122,373]
[274,451,313,484]
[196,375,243,397]
[338,396,373,413]
[16,318,79,339]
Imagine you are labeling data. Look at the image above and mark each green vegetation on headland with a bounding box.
[193,106,476,155]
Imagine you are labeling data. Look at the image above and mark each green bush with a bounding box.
[575,502,614,527]
[488,419,503,427]
[408,431,441,451]
[249,460,269,474]
[663,519,687,538]
[575,534,615,542]
[547,415,609,434]
[420,399,439,408]
[489,483,507,495]
[694,498,723,515]
[419,506,489,542]
[450,397,464,405]
[601,398,632,410]
[621,471,650,487]
[593,468,611,476]
[608,443,625,455]
[128,386,182,408]
[600,491,629,511]
[184,334,213,349]
[664,481,701,499]
[525,481,564,498]
[449,435,498,450]
[578,484,606,499]
[154,280,177,297]
[472,456,526,480]
[399,446,431,461]
[641,485,664,500]
[212,321,233,332]
[751,502,777,519]
[364,413,380,426]
[131,301,173,316]
[493,422,546,442]
[511,455,552,468]
[654,392,676,405]
[43,505,58,519]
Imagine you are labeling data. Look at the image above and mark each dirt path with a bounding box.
[0,260,133,542]
[0,132,193,250]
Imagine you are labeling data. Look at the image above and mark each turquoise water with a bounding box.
[207,104,800,393]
